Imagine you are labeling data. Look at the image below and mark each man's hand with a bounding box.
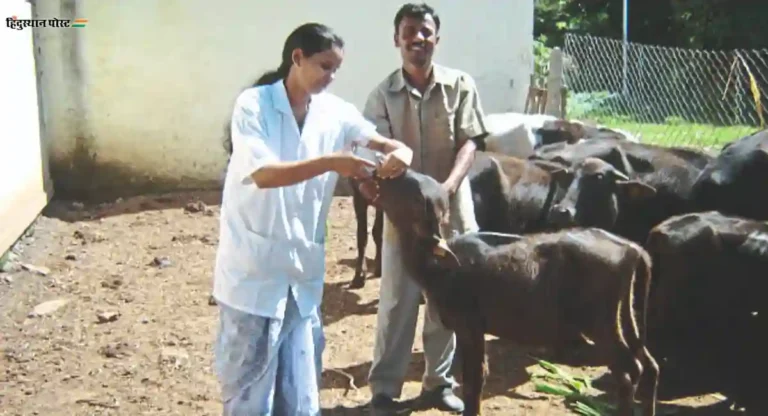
[377,147,412,179]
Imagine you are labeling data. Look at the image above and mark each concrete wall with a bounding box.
[1,0,53,256]
[32,0,534,201]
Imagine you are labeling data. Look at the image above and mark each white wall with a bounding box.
[1,0,52,255]
[32,0,534,199]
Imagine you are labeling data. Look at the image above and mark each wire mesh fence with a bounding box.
[562,33,768,151]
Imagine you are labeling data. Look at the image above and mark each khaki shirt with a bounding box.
[363,63,488,237]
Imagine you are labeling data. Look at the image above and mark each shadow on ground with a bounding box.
[321,281,379,326]
[588,363,744,416]
[335,257,382,287]
[321,338,539,414]
[322,339,741,415]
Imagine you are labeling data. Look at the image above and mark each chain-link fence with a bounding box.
[562,33,768,150]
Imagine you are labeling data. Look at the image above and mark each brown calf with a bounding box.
[357,169,660,416]
[347,150,567,289]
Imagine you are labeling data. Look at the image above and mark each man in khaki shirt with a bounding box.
[361,3,490,414]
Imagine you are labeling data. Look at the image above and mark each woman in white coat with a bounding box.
[213,22,413,416]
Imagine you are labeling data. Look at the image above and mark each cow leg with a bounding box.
[636,347,659,416]
[457,326,487,416]
[620,328,658,416]
[349,188,368,289]
[609,352,641,416]
[372,208,383,277]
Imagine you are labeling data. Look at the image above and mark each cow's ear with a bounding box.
[617,180,656,201]
[550,167,574,188]
[431,237,461,269]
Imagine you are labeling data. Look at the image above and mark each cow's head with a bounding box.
[547,158,657,229]
[357,169,461,268]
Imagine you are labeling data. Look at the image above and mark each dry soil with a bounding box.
[0,191,742,415]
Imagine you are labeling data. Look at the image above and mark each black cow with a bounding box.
[356,168,660,416]
[691,129,768,221]
[644,211,768,414]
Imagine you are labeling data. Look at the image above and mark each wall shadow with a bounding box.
[42,190,223,223]
[321,281,379,326]
[42,180,355,224]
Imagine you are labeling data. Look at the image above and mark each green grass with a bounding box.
[608,120,755,149]
[575,115,759,151]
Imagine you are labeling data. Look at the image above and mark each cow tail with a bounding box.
[643,229,666,334]
[633,248,654,346]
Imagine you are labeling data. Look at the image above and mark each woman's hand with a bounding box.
[330,153,377,179]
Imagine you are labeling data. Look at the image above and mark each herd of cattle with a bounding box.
[350,114,768,416]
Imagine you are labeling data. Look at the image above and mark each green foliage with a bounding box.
[534,1,766,153]
[532,35,552,86]
[535,0,614,48]
[672,0,768,49]
[535,0,768,50]
[565,92,620,120]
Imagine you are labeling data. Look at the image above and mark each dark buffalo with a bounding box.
[531,138,715,177]
[546,157,663,244]
[356,168,660,416]
[691,129,768,221]
[537,139,713,244]
[644,210,768,414]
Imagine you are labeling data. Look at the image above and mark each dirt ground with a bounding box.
[0,191,742,415]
